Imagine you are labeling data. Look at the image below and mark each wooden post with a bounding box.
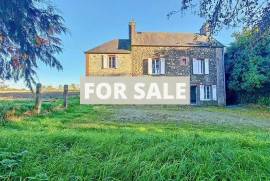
[34,83,42,114]
[63,85,68,109]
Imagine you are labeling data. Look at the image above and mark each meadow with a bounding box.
[0,97,270,180]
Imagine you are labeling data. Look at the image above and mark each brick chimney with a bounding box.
[129,19,136,44]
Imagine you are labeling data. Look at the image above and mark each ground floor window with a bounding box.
[204,85,211,100]
[199,85,217,101]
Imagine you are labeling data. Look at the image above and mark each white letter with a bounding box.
[163,83,174,100]
[85,83,95,99]
[176,83,186,99]
[96,83,112,100]
[146,83,162,100]
[114,83,127,99]
[134,83,145,100]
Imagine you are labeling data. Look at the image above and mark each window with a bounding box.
[108,55,116,68]
[193,58,209,75]
[197,59,204,74]
[102,55,118,69]
[200,85,217,101]
[148,58,165,75]
[180,57,189,66]
[204,85,211,100]
[152,59,161,74]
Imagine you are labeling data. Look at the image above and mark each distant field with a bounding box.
[0,98,270,180]
[0,91,79,100]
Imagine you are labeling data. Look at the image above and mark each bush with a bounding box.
[257,97,270,106]
[0,102,34,124]
[0,104,14,125]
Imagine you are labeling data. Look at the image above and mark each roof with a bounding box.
[133,32,224,47]
[85,39,130,54]
[85,32,224,54]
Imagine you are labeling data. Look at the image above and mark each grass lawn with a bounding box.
[0,98,270,180]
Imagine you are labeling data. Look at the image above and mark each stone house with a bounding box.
[85,20,226,105]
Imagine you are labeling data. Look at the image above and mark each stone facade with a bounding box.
[86,53,132,76]
[85,21,226,106]
[130,46,220,105]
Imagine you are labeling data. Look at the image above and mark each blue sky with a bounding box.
[9,0,238,88]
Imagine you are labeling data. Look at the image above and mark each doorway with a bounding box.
[190,86,197,104]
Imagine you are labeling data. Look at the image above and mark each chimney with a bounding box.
[200,22,211,36]
[129,19,136,43]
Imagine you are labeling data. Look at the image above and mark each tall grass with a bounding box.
[0,98,270,180]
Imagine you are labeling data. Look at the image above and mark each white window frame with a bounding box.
[193,59,204,75]
[108,55,116,68]
[197,59,204,74]
[193,58,210,75]
[152,59,161,75]
[204,85,211,100]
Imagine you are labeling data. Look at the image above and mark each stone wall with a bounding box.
[86,46,225,105]
[131,46,217,82]
[131,46,219,105]
[85,53,132,76]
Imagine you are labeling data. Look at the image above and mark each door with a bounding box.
[190,86,197,104]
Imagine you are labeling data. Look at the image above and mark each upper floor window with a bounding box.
[108,55,116,68]
[102,55,118,69]
[180,57,189,66]
[147,58,165,75]
[152,59,161,74]
[193,58,209,75]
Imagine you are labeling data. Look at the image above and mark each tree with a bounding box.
[169,0,270,36]
[0,0,66,91]
[225,30,270,104]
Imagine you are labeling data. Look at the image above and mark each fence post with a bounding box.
[34,83,42,114]
[64,85,68,109]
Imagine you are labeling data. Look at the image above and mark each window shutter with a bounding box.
[198,60,203,74]
[204,59,209,74]
[200,85,205,100]
[212,85,217,101]
[148,58,152,75]
[160,58,165,75]
[115,55,119,68]
[193,59,197,74]
[102,55,108,68]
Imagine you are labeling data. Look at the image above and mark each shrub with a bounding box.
[0,104,14,125]
[257,97,270,106]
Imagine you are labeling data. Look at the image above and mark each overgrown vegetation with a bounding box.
[0,97,270,180]
[225,30,270,105]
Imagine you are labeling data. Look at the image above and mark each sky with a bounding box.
[9,0,239,88]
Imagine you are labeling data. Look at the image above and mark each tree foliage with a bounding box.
[170,0,270,36]
[0,0,66,90]
[225,30,270,104]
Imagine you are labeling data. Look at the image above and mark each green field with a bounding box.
[0,98,270,180]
